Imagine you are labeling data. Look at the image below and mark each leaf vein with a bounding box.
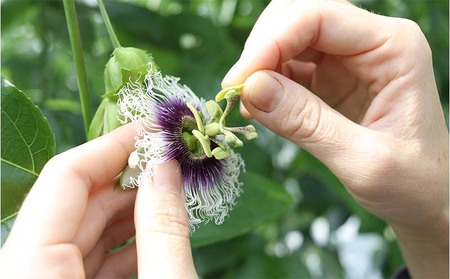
[1,107,35,172]
[1,158,39,177]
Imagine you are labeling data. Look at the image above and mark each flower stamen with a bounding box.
[192,129,213,157]
[186,102,205,133]
[181,84,257,161]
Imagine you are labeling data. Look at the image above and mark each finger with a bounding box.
[135,160,197,278]
[222,0,391,86]
[240,101,252,119]
[6,124,137,246]
[281,60,315,89]
[241,70,373,173]
[83,214,136,277]
[95,242,137,279]
[292,47,324,63]
[241,59,316,119]
[0,243,85,279]
[283,56,368,123]
[244,0,294,43]
[73,187,136,256]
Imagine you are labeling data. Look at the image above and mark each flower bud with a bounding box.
[88,98,122,140]
[119,165,141,189]
[103,47,158,99]
[128,150,140,168]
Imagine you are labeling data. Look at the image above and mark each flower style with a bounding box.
[116,67,256,228]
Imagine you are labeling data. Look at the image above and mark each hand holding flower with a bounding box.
[0,125,197,278]
[222,1,449,278]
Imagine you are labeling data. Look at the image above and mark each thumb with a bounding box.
[134,160,197,278]
[241,70,369,173]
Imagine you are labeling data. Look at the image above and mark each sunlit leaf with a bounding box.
[190,171,293,247]
[1,78,56,220]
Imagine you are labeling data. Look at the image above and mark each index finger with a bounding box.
[4,124,137,246]
[222,0,390,86]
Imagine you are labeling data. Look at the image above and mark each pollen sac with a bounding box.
[204,122,221,137]
[212,146,231,160]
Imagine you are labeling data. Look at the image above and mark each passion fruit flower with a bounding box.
[116,67,257,228]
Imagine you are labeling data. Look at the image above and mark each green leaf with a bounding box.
[1,78,56,219]
[190,172,293,247]
[195,233,310,278]
[223,249,310,278]
[1,214,16,246]
[292,150,385,233]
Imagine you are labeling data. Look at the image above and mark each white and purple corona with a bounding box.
[117,66,257,228]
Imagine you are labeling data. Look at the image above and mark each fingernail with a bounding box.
[153,160,182,194]
[243,71,283,113]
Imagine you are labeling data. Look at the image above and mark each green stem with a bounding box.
[63,0,93,138]
[97,0,121,48]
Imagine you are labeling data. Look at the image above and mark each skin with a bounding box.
[0,124,197,278]
[222,0,448,278]
[0,1,447,278]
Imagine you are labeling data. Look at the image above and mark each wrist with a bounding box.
[389,209,449,278]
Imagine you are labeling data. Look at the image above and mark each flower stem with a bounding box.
[63,0,93,138]
[97,0,122,48]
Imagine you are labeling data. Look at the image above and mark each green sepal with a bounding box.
[87,98,122,140]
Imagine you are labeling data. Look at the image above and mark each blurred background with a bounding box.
[2,0,448,278]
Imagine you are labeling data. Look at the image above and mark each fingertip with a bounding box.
[135,159,188,234]
[242,70,284,114]
[222,61,246,88]
[135,158,195,278]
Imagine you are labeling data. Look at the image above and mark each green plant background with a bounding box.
[1,0,448,278]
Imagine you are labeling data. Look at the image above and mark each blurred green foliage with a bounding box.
[1,0,448,278]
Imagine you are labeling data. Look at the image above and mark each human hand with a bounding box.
[222,0,448,277]
[0,124,197,278]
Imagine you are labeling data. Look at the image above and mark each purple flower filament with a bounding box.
[117,69,248,228]
[156,98,224,191]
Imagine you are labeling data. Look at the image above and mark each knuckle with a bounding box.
[44,244,84,279]
[398,18,423,35]
[347,137,397,197]
[43,153,76,175]
[140,205,190,237]
[282,96,323,143]
[392,18,431,59]
[41,153,88,186]
[42,153,65,171]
